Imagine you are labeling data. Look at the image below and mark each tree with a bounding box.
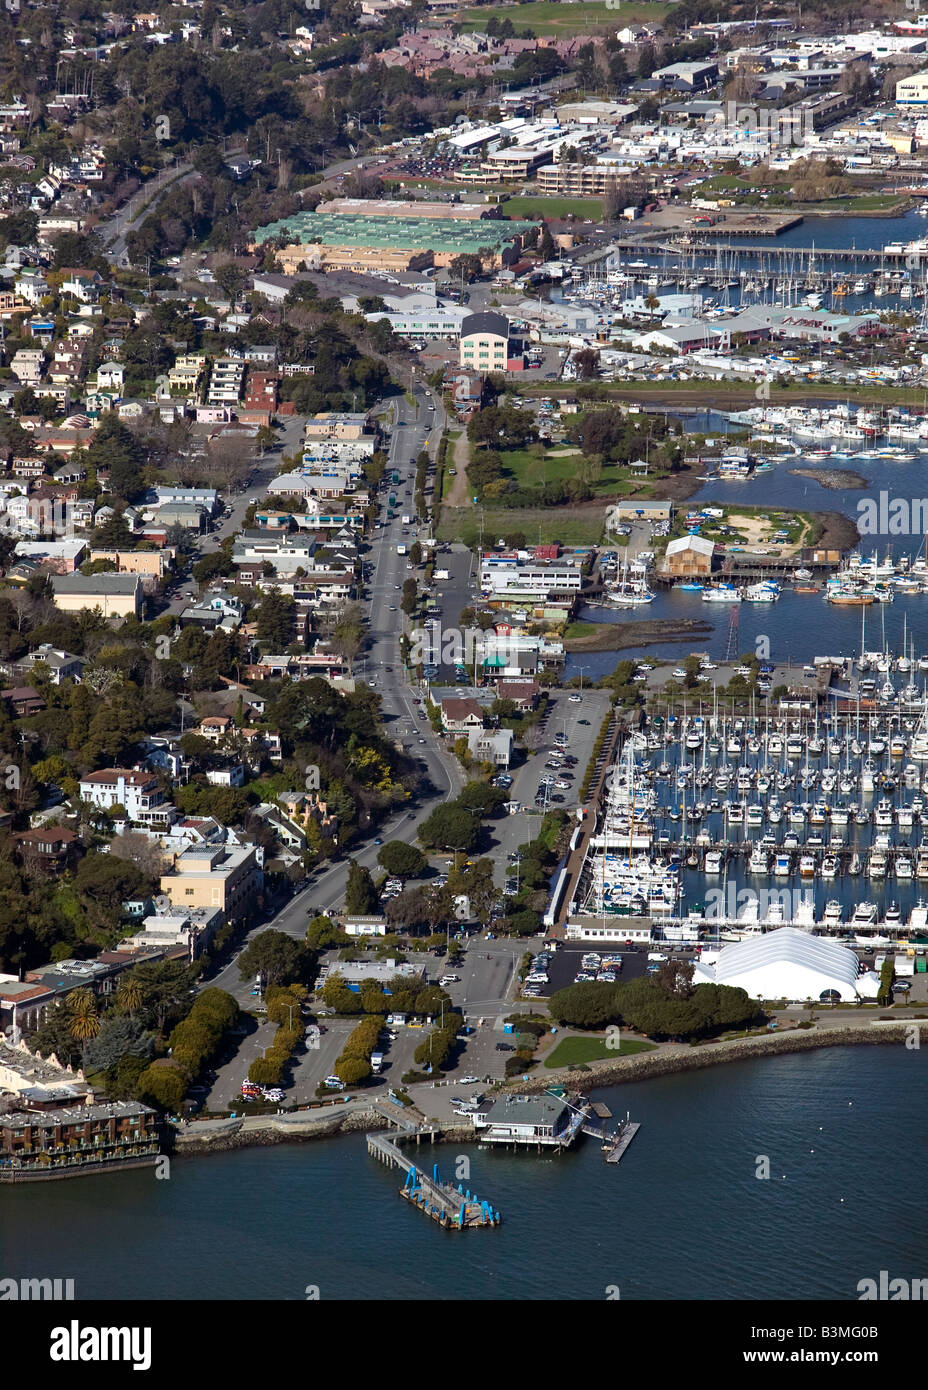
[115,977,144,1017]
[67,987,101,1041]
[138,1061,187,1110]
[238,930,308,987]
[82,1014,154,1074]
[377,841,426,880]
[213,261,247,309]
[447,253,483,284]
[548,981,621,1029]
[345,859,379,915]
[401,579,417,617]
[417,804,478,852]
[255,589,294,648]
[573,348,600,380]
[656,958,695,997]
[457,782,507,816]
[335,1056,371,1085]
[249,1056,284,1086]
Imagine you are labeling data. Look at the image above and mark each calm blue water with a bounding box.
[567,586,927,671]
[1,1048,923,1300]
[691,453,928,522]
[733,209,927,254]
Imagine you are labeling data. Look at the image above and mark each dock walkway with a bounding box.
[367,1127,500,1228]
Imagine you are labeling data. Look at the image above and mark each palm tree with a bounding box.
[644,293,660,322]
[117,977,143,1016]
[67,989,100,1042]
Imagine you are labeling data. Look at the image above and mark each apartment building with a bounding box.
[168,355,206,392]
[303,411,371,441]
[207,356,246,406]
[159,843,262,924]
[50,572,142,618]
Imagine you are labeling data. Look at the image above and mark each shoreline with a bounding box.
[563,617,713,653]
[168,1020,927,1160]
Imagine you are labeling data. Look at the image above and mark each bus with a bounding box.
[392,471,400,485]
[388,494,396,508]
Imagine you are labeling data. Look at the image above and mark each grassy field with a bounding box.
[501,195,605,221]
[437,504,603,546]
[564,620,599,639]
[544,1035,656,1069]
[497,444,661,498]
[455,0,668,35]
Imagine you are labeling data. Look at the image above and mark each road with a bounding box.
[97,157,196,264]
[202,384,463,1006]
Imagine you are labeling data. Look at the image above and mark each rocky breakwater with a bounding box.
[172,1106,389,1157]
[502,1019,928,1097]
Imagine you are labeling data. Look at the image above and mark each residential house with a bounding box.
[78,768,168,824]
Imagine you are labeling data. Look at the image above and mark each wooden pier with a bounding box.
[367,1128,501,1229]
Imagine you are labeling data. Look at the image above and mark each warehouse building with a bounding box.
[252,212,537,273]
[315,198,499,221]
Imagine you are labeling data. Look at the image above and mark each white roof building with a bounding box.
[692,927,879,1003]
[665,534,715,560]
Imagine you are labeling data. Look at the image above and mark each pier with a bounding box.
[366,1128,501,1229]
[604,1123,641,1164]
[580,1105,642,1163]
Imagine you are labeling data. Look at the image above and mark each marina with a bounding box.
[567,665,928,950]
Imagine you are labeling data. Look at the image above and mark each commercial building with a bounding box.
[897,72,928,107]
[315,198,498,221]
[367,302,469,340]
[459,311,525,371]
[471,1093,580,1149]
[660,535,716,579]
[479,553,584,601]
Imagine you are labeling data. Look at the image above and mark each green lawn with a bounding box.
[564,620,598,639]
[502,195,605,221]
[438,505,603,546]
[497,444,661,498]
[544,1035,656,1068]
[456,0,668,35]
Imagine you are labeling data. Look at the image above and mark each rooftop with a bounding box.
[253,212,536,254]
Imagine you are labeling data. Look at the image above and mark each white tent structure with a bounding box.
[692,927,878,1003]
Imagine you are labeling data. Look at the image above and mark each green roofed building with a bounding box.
[253,212,538,274]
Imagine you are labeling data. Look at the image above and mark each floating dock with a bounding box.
[581,1107,642,1164]
[367,1129,500,1229]
[604,1121,641,1164]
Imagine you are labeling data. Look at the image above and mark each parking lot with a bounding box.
[516,944,650,1002]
